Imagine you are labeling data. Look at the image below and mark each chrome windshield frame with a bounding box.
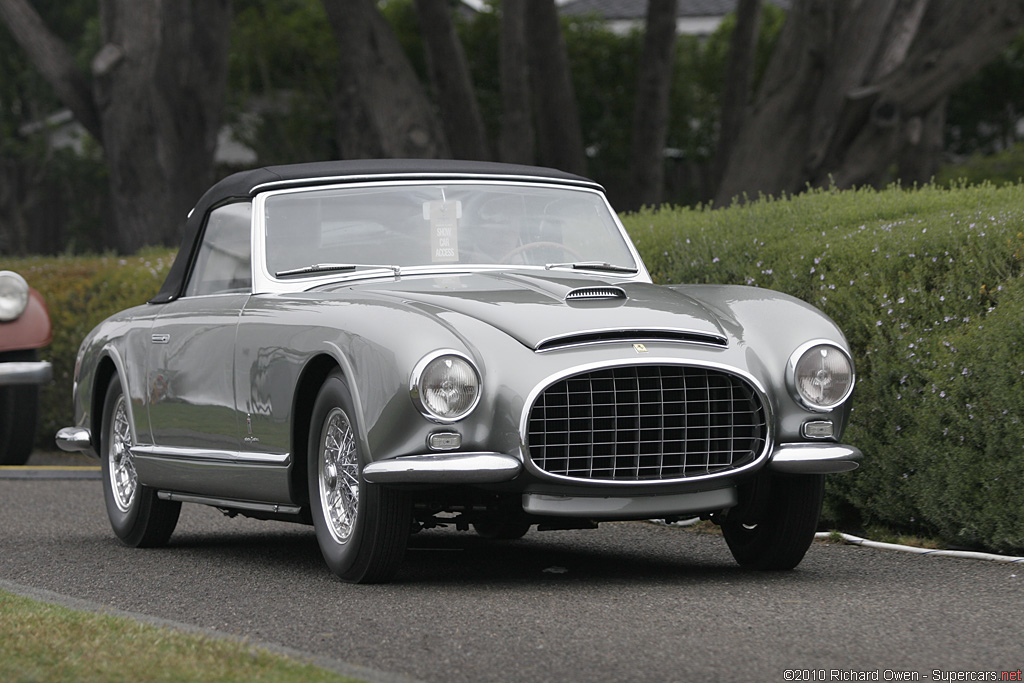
[250,179,651,295]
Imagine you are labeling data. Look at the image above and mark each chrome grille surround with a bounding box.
[522,361,771,484]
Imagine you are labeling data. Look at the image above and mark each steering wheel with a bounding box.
[500,241,583,265]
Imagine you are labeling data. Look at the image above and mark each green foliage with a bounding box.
[624,182,1024,553]
[0,250,174,448]
[0,589,360,682]
[228,0,339,164]
[936,144,1024,188]
[947,32,1024,155]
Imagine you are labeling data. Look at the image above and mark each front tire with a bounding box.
[100,375,180,547]
[722,473,825,570]
[308,372,410,583]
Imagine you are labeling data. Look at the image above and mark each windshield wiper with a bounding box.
[276,263,401,278]
[544,261,638,274]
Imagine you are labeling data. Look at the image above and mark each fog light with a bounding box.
[428,432,462,451]
[802,421,835,439]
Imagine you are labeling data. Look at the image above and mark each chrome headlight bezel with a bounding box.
[0,271,30,322]
[786,340,855,412]
[410,350,482,423]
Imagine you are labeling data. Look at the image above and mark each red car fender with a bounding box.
[0,288,52,353]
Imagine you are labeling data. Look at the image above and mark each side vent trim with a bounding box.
[536,329,728,352]
[565,286,626,301]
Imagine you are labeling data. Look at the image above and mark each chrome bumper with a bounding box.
[523,486,737,519]
[0,360,51,386]
[362,443,861,485]
[55,427,93,453]
[362,452,522,484]
[769,443,862,474]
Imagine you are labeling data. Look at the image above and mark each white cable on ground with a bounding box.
[656,519,1024,563]
[814,531,1024,563]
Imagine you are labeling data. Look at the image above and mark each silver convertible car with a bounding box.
[57,160,860,583]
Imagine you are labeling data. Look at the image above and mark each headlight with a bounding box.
[411,351,481,422]
[0,271,30,322]
[788,341,854,411]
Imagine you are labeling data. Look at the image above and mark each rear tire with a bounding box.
[308,372,410,583]
[722,473,824,570]
[100,375,180,547]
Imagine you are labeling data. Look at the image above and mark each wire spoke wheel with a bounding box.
[308,372,411,583]
[100,375,180,548]
[108,394,137,512]
[318,407,360,544]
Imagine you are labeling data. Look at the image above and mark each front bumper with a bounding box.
[363,452,522,484]
[56,427,93,453]
[362,443,861,485]
[0,360,52,386]
[768,443,862,474]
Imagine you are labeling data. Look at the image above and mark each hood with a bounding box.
[329,272,729,351]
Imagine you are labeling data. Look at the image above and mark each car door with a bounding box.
[146,202,252,457]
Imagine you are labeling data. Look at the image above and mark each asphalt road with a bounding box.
[2,454,1022,683]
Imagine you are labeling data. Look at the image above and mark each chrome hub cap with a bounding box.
[108,394,137,512]
[318,407,359,544]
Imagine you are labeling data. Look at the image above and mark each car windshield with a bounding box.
[263,182,637,277]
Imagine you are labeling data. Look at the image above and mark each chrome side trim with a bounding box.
[55,427,93,453]
[129,444,290,465]
[157,491,301,515]
[522,486,737,519]
[769,443,862,474]
[362,452,521,484]
[0,360,52,386]
[519,357,775,486]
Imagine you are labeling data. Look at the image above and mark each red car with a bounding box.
[0,270,52,465]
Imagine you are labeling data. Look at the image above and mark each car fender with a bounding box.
[0,288,52,353]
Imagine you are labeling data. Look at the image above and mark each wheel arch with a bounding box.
[289,353,341,508]
[90,355,119,458]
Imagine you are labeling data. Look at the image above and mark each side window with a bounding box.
[185,202,253,297]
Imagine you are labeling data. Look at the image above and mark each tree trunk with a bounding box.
[0,0,233,253]
[499,0,535,165]
[323,0,449,160]
[94,0,232,252]
[626,0,678,210]
[715,0,1024,205]
[712,0,761,193]
[897,97,947,185]
[524,0,587,175]
[414,0,490,161]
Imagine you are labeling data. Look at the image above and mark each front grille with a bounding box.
[526,365,767,482]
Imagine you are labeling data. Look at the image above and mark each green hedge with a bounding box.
[4,182,1022,553]
[0,251,174,450]
[625,182,1024,553]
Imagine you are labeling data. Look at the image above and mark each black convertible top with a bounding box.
[151,159,602,304]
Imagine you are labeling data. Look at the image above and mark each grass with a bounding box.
[0,590,363,683]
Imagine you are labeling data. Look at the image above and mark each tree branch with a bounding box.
[0,0,102,142]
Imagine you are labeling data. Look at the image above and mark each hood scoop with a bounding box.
[565,286,626,301]
[536,328,728,353]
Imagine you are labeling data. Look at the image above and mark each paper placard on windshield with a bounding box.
[425,200,461,263]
